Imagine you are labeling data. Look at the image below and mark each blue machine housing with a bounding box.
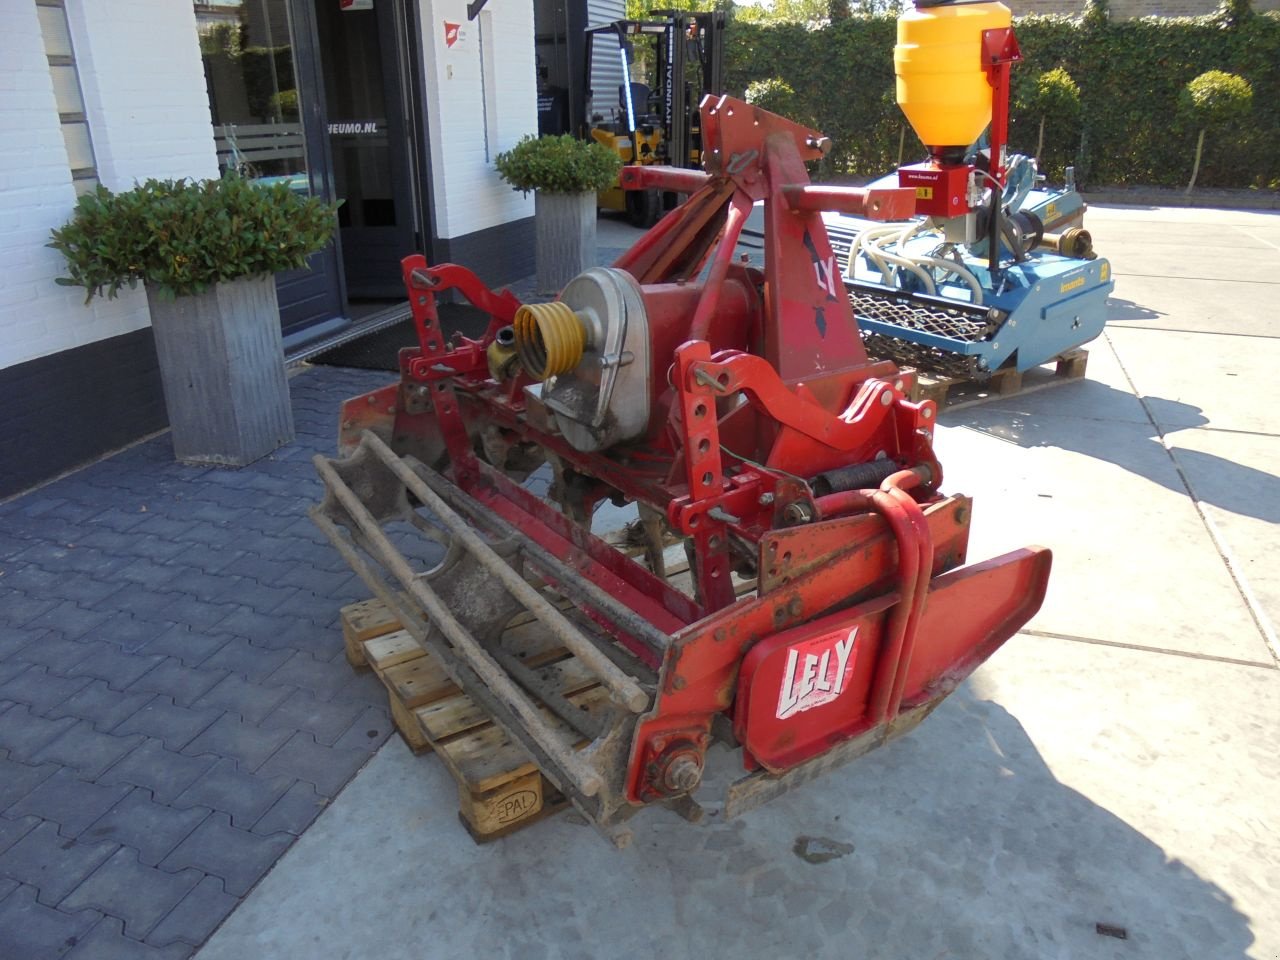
[850,244,1112,375]
[842,162,1113,374]
[735,158,1114,378]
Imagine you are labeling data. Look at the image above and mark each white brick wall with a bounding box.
[2,0,540,370]
[70,1,219,191]
[0,1,217,371]
[419,0,537,240]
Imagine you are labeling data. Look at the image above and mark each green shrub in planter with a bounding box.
[49,175,338,466]
[495,135,623,295]
[494,134,621,195]
[48,174,338,303]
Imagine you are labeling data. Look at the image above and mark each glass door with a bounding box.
[196,0,345,336]
[314,0,419,299]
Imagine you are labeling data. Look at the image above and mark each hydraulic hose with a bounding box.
[855,225,938,294]
[851,221,985,305]
[513,301,585,381]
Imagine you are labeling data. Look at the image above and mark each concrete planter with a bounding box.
[146,274,295,466]
[535,190,596,296]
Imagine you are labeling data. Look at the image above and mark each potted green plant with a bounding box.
[495,134,621,295]
[49,175,338,466]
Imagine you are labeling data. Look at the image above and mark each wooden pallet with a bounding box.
[905,347,1088,411]
[339,561,756,842]
[340,598,610,840]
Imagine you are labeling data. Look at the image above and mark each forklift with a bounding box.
[582,10,726,226]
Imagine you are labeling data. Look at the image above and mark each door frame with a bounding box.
[287,0,346,303]
[307,0,426,299]
[398,0,434,257]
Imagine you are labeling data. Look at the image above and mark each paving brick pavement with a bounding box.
[0,365,400,959]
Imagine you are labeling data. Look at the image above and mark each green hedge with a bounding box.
[723,9,1280,189]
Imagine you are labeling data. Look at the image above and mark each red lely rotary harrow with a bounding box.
[311,96,1050,847]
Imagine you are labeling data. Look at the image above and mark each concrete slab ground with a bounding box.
[193,636,1280,960]
[0,201,1261,956]
[190,201,1280,959]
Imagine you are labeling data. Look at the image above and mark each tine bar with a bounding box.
[404,456,671,657]
[309,510,432,645]
[311,508,592,795]
[490,648,605,741]
[313,454,606,798]
[360,431,651,714]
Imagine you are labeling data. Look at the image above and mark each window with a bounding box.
[195,0,310,192]
[36,0,98,195]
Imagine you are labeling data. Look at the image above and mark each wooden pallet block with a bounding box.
[433,685,612,789]
[339,597,404,667]
[415,656,598,744]
[358,629,453,753]
[337,548,698,842]
[455,769,550,840]
[344,594,611,839]
[363,629,424,671]
[389,694,432,753]
[415,657,609,835]
[907,347,1089,412]
[383,656,451,709]
[432,685,613,840]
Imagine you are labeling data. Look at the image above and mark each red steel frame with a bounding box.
[337,96,1051,807]
[981,25,1023,185]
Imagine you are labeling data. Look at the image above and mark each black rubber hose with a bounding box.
[812,460,900,497]
[988,183,1001,281]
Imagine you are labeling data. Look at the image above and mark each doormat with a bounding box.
[308,303,491,371]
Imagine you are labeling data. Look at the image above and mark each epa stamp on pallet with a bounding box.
[340,596,605,841]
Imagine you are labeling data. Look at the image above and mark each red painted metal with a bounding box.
[688,191,755,343]
[781,184,917,221]
[629,492,995,794]
[346,94,1051,811]
[337,383,399,456]
[619,165,713,195]
[734,543,1049,772]
[407,262,522,329]
[981,26,1022,185]
[897,162,974,218]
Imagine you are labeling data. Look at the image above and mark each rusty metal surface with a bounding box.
[781,184,917,221]
[406,457,674,662]
[722,701,933,820]
[360,431,650,714]
[312,443,627,796]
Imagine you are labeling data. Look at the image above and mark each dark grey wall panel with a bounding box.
[433,216,536,289]
[0,330,168,499]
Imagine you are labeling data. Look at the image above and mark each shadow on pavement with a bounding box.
[214,680,1253,959]
[1162,445,1280,524]
[647,684,1254,959]
[1106,297,1164,323]
[951,384,1280,524]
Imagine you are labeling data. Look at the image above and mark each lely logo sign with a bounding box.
[776,628,857,720]
[443,21,461,47]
